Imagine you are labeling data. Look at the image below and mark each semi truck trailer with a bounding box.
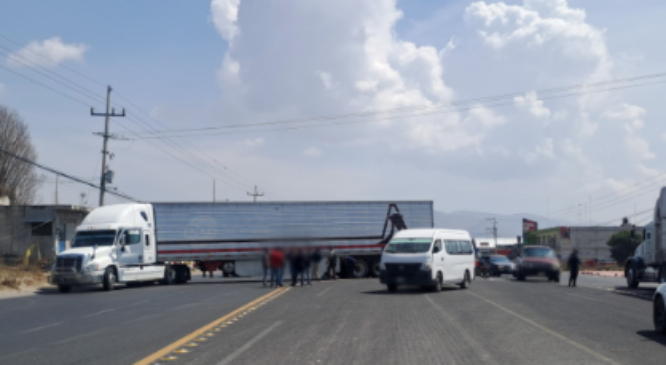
[625,187,666,288]
[49,201,433,292]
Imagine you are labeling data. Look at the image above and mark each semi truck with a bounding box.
[49,201,434,292]
[625,187,666,288]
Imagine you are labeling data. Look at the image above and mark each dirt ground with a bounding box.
[0,262,49,298]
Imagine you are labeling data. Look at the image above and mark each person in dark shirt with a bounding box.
[568,249,581,287]
[262,248,270,287]
[311,248,323,281]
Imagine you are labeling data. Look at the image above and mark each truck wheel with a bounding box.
[103,267,116,291]
[175,266,188,284]
[353,259,369,278]
[554,272,561,283]
[58,284,71,293]
[369,260,381,277]
[517,271,525,281]
[659,266,666,284]
[387,284,398,292]
[627,267,639,289]
[655,295,666,334]
[161,266,175,285]
[459,271,471,289]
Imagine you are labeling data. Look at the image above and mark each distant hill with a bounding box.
[433,210,573,238]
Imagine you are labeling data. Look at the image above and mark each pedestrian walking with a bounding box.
[269,248,284,287]
[568,249,581,287]
[294,249,306,286]
[311,248,322,281]
[262,248,270,287]
[287,249,298,287]
[326,247,338,280]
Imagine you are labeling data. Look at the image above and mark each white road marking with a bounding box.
[217,321,283,365]
[468,291,622,365]
[567,293,601,303]
[22,322,63,334]
[82,308,115,318]
[317,287,332,297]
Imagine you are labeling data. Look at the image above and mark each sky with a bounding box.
[1,0,666,231]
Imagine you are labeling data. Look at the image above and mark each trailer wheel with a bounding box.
[369,260,381,277]
[175,265,188,284]
[387,284,397,292]
[353,259,369,278]
[103,267,116,291]
[58,284,71,293]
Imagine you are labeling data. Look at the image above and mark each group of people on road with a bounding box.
[262,247,346,287]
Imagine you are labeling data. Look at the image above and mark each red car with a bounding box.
[514,246,560,282]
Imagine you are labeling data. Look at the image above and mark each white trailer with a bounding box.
[625,188,666,287]
[49,201,433,292]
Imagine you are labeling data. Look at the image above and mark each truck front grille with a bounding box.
[55,256,82,273]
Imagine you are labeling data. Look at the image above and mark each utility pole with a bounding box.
[213,179,216,203]
[486,218,498,254]
[247,185,264,202]
[91,86,125,206]
[54,174,59,204]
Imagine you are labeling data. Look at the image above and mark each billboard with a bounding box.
[522,218,538,236]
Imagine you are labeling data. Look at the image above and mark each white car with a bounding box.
[655,283,666,334]
[379,229,475,292]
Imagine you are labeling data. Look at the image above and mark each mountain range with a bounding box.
[433,210,573,238]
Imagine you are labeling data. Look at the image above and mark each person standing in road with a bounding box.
[269,248,284,288]
[303,248,312,285]
[311,248,322,281]
[262,248,270,287]
[326,246,338,280]
[568,249,581,287]
[293,249,306,286]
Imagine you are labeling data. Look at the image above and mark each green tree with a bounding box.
[607,230,643,265]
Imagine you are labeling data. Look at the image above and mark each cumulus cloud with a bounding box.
[210,0,241,42]
[7,37,88,68]
[303,147,322,157]
[601,103,653,160]
[514,91,551,118]
[316,71,333,89]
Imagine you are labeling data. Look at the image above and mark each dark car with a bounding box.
[480,255,515,276]
[515,246,560,282]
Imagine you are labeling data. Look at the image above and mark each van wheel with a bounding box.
[459,271,471,289]
[655,295,666,334]
[433,273,443,292]
[387,284,398,292]
[58,284,71,293]
[103,267,116,291]
[353,259,369,278]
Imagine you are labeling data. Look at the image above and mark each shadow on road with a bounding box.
[610,286,655,302]
[636,330,666,346]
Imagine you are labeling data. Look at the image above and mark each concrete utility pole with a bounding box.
[247,185,264,202]
[213,179,216,203]
[487,218,498,254]
[91,86,125,206]
[54,174,59,204]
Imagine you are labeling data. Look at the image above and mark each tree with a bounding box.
[607,230,643,265]
[0,105,39,205]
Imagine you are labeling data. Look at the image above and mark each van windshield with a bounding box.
[73,230,117,247]
[523,247,555,258]
[384,238,432,253]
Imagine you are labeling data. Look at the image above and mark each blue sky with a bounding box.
[1,0,666,233]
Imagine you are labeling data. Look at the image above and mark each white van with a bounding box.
[379,229,475,292]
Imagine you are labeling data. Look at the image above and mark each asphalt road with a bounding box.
[0,274,664,365]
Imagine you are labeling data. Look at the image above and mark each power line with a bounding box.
[0,146,138,202]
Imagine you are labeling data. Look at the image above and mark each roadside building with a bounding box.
[529,226,639,264]
[0,205,90,263]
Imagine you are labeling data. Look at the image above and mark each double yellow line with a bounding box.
[135,288,288,365]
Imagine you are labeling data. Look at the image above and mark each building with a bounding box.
[0,205,91,262]
[474,237,520,257]
[529,226,638,264]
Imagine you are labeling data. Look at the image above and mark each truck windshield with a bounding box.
[523,247,555,258]
[73,230,117,247]
[384,238,432,253]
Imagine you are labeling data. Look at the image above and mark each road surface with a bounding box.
[0,274,663,365]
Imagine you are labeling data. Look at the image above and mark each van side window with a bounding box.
[433,240,442,253]
[459,241,473,255]
[452,241,461,254]
[444,240,456,255]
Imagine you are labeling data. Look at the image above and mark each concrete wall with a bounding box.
[0,206,89,263]
[534,226,636,263]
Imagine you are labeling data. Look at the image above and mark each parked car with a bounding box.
[480,255,515,276]
[514,246,560,282]
[655,283,666,334]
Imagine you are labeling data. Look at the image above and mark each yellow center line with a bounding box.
[134,288,289,365]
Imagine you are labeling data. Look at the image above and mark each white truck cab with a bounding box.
[49,203,173,292]
[379,229,475,292]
